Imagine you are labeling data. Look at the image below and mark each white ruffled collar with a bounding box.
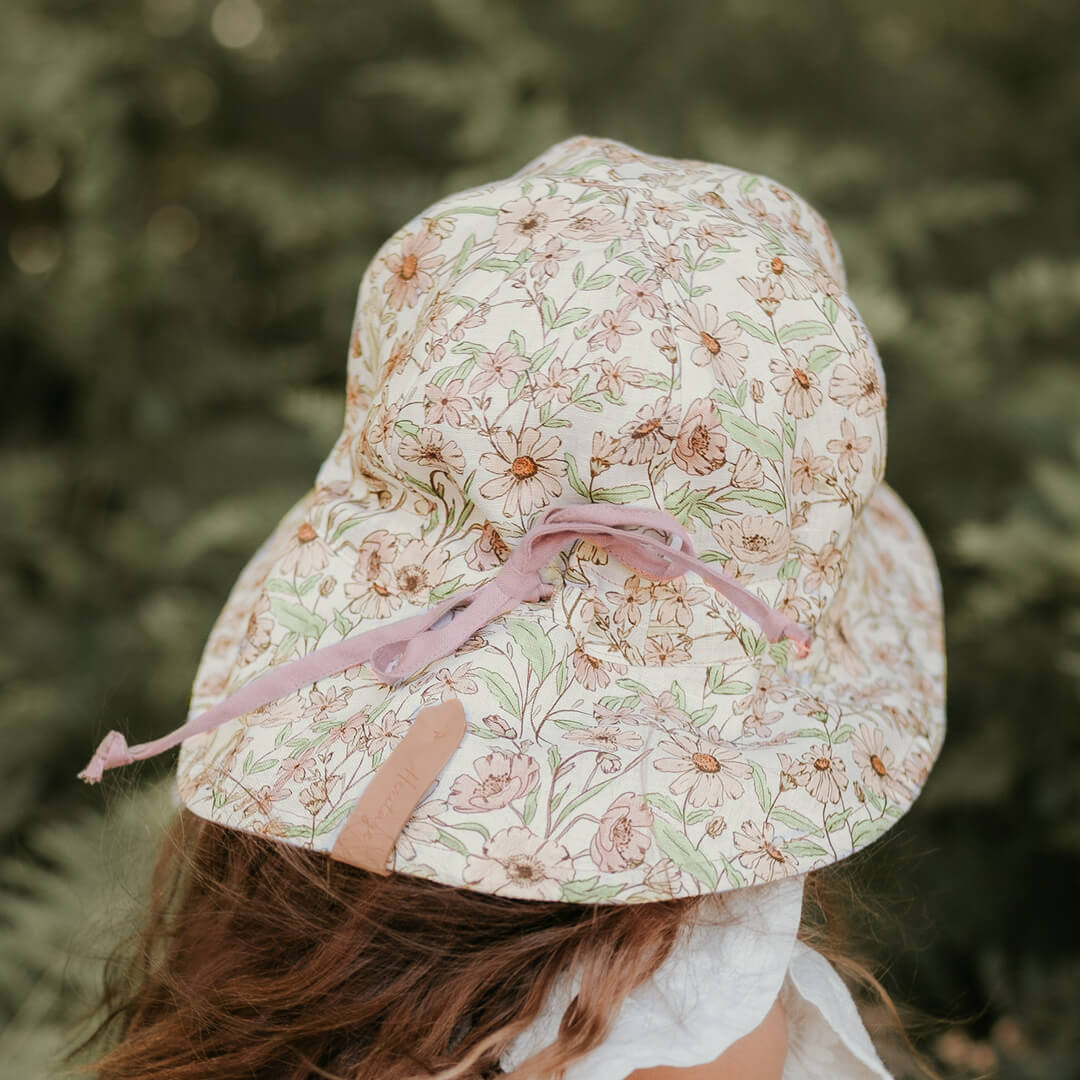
[499,875,893,1079]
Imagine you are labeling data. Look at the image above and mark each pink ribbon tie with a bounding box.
[78,502,813,783]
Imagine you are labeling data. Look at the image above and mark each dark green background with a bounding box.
[2,0,1079,1076]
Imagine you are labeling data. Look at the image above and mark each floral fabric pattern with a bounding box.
[176,134,946,902]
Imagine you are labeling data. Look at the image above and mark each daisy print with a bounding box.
[381,227,444,310]
[673,301,749,385]
[654,727,753,808]
[477,427,566,518]
[733,820,800,882]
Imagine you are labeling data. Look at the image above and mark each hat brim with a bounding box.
[175,476,945,902]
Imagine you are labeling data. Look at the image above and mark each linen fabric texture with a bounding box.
[498,875,893,1078]
[171,133,946,903]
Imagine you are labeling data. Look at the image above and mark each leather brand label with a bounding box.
[330,698,467,875]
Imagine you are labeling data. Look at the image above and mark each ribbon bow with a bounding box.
[78,502,812,783]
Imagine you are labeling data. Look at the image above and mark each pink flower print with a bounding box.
[280,522,331,578]
[776,577,813,626]
[576,585,609,624]
[789,744,849,804]
[650,324,679,364]
[644,239,684,282]
[737,275,785,317]
[643,633,692,666]
[652,576,710,629]
[614,400,680,465]
[564,726,644,751]
[301,686,353,726]
[237,593,273,666]
[465,521,510,571]
[902,746,934,787]
[769,348,823,419]
[366,400,400,446]
[757,253,813,300]
[636,197,690,228]
[673,302,749,386]
[565,204,635,241]
[636,688,694,727]
[470,342,528,393]
[325,709,367,751]
[420,664,479,703]
[477,427,566,517]
[424,378,470,426]
[688,218,744,250]
[448,751,540,813]
[531,356,578,407]
[729,447,764,490]
[826,417,872,477]
[493,195,574,253]
[672,397,728,475]
[279,748,318,785]
[791,438,833,494]
[712,515,791,565]
[616,274,664,318]
[571,643,626,691]
[605,574,652,632]
[741,196,783,229]
[643,857,684,899]
[825,609,868,677]
[529,236,574,281]
[597,356,648,398]
[653,728,753,808]
[364,709,410,757]
[590,793,653,872]
[799,539,844,592]
[462,826,574,900]
[733,820,799,881]
[851,724,909,801]
[380,334,413,382]
[392,537,449,604]
[399,429,466,474]
[382,227,444,310]
[828,347,885,416]
[587,305,643,352]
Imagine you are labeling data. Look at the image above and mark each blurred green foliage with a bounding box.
[1,0,1079,1076]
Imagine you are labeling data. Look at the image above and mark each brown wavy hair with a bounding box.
[69,806,945,1080]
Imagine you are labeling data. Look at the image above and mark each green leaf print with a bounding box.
[718,412,785,460]
[314,798,360,837]
[725,310,776,343]
[473,667,522,718]
[851,817,893,847]
[506,618,556,683]
[651,816,719,891]
[270,598,326,639]
[592,484,652,504]
[770,806,825,837]
[564,453,590,498]
[561,877,625,903]
[777,320,832,343]
[825,808,854,832]
[722,487,786,512]
[644,792,685,822]
[806,345,841,372]
[750,761,771,813]
[786,840,829,858]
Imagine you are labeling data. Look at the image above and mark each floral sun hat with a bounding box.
[79,134,946,904]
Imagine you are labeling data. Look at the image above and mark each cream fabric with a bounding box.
[499,874,891,1079]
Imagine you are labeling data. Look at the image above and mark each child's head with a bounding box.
[77,805,920,1080]
[75,133,948,1078]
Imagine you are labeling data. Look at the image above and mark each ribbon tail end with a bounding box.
[77,730,132,784]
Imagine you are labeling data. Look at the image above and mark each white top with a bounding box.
[498,875,892,1079]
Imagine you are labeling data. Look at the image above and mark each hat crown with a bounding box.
[317,135,886,660]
